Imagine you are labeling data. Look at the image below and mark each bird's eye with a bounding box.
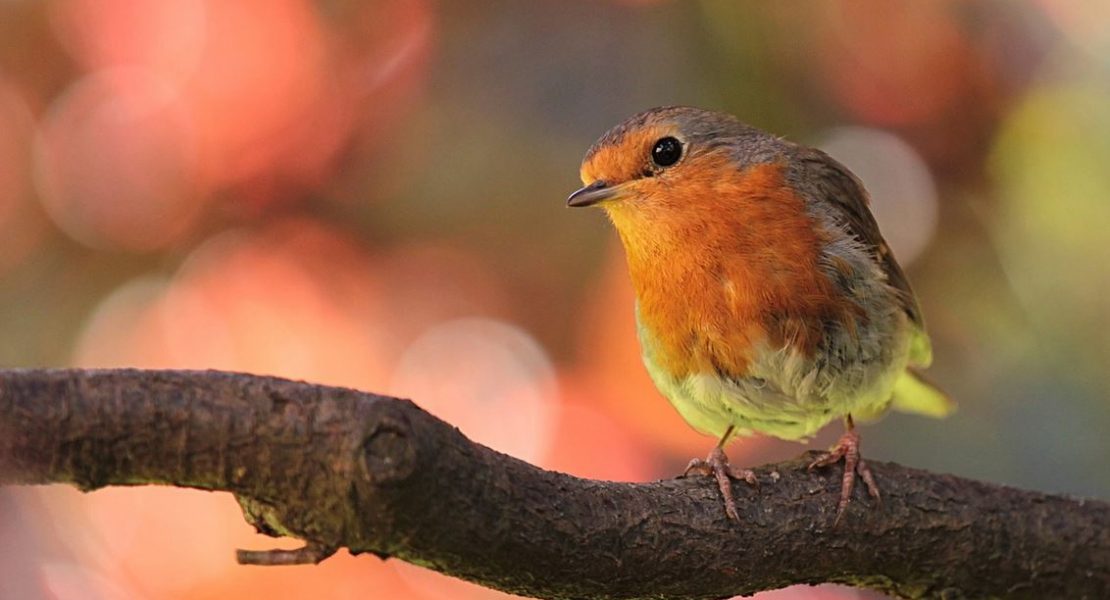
[651,136,683,167]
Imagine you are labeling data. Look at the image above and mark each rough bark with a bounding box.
[0,368,1107,599]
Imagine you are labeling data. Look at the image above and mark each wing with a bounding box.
[787,147,932,365]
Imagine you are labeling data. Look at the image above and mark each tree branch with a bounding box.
[0,369,1106,599]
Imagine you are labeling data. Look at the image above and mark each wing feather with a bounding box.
[788,148,932,366]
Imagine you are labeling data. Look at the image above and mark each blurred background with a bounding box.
[1,0,1108,598]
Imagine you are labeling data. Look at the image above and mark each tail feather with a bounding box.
[890,368,955,418]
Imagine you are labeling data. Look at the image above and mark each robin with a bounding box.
[567,106,953,524]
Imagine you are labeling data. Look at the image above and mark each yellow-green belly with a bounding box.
[635,305,912,442]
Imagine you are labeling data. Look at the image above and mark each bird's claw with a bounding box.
[808,427,881,526]
[682,446,758,521]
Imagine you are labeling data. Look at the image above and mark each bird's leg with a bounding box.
[681,426,758,521]
[807,414,880,525]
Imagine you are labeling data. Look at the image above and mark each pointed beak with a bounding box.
[566,180,617,208]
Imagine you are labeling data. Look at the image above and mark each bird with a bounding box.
[567,106,954,524]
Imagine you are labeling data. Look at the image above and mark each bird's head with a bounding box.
[567,107,784,226]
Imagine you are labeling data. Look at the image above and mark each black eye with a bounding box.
[651,136,683,167]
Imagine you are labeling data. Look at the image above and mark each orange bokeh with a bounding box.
[340,0,434,125]
[0,78,46,273]
[391,561,522,600]
[389,317,558,464]
[182,0,330,189]
[375,242,515,354]
[539,376,656,482]
[40,0,433,247]
[49,0,207,84]
[0,80,33,230]
[817,0,970,126]
[34,69,202,251]
[27,485,266,598]
[19,485,414,600]
[180,0,432,201]
[74,219,393,390]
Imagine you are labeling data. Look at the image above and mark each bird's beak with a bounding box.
[566,180,618,208]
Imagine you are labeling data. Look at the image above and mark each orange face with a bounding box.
[578,123,678,189]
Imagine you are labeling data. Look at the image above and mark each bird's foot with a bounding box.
[682,446,758,521]
[808,427,880,526]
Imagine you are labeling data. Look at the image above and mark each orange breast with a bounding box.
[609,161,858,379]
